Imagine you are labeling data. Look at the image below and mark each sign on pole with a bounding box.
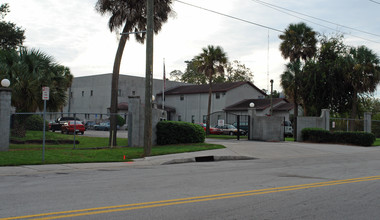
[42,87,50,100]
[42,87,49,162]
[218,119,225,127]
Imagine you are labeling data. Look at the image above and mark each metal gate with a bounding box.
[208,111,250,140]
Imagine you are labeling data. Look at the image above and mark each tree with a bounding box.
[95,0,174,147]
[225,60,254,83]
[301,35,352,116]
[171,59,253,85]
[279,22,317,140]
[0,48,73,137]
[0,3,25,50]
[346,46,380,129]
[0,48,73,112]
[194,45,228,134]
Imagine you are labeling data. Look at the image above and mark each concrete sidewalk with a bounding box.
[1,139,379,176]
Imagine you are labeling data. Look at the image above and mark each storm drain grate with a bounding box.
[195,156,215,162]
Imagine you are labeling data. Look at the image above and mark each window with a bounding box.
[90,90,93,96]
[203,115,207,123]
[180,94,184,101]
[178,115,182,121]
[118,89,122,97]
[191,115,195,123]
[132,91,135,95]
[81,91,84,97]
[216,93,220,99]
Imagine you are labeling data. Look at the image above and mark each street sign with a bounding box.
[218,119,225,127]
[42,87,50,100]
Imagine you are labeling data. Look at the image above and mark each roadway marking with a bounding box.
[2,175,380,220]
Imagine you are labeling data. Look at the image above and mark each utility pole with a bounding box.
[144,0,154,156]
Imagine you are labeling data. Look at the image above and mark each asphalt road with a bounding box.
[82,129,128,138]
[1,143,380,219]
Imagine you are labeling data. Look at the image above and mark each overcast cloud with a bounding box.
[4,0,380,93]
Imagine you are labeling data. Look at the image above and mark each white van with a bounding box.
[284,121,293,137]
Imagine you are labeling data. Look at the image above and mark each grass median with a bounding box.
[0,131,225,166]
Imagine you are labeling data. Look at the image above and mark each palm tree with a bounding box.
[279,22,317,140]
[195,45,228,134]
[95,0,174,147]
[0,48,72,113]
[346,46,380,130]
[0,48,73,136]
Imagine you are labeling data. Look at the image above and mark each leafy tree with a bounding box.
[194,45,228,134]
[171,59,253,85]
[225,60,253,83]
[95,0,174,146]
[301,35,352,116]
[0,3,25,50]
[279,22,317,140]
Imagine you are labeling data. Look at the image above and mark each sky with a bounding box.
[4,0,380,94]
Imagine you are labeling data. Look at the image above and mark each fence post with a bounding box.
[0,87,12,151]
[364,112,372,133]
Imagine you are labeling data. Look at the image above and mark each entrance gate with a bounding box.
[208,111,250,140]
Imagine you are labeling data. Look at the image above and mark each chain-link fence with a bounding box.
[330,117,380,138]
[9,112,129,150]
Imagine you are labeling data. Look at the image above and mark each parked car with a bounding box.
[85,121,96,130]
[94,122,120,131]
[215,124,246,136]
[50,116,81,132]
[196,123,223,135]
[283,121,293,137]
[94,122,110,131]
[61,120,85,135]
[232,122,249,132]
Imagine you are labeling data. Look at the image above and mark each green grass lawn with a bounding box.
[0,131,225,166]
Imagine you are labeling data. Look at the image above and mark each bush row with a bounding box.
[301,128,375,146]
[156,121,205,145]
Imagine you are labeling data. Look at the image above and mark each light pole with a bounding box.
[270,79,273,116]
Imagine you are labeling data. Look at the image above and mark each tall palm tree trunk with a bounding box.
[109,24,128,147]
[293,76,298,141]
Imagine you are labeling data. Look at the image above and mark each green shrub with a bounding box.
[116,115,126,127]
[301,128,332,143]
[302,128,375,146]
[332,131,375,147]
[156,121,205,145]
[24,115,48,131]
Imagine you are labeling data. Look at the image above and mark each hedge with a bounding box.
[302,128,375,147]
[156,121,205,145]
[24,115,49,131]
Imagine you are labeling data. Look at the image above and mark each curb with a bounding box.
[161,155,256,165]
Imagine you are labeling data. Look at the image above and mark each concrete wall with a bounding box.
[364,112,372,133]
[296,109,330,141]
[248,109,285,142]
[128,96,166,147]
[0,88,12,151]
